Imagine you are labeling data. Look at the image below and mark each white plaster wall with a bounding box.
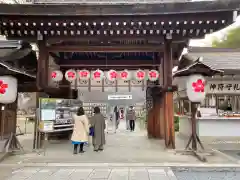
[198,119,240,137]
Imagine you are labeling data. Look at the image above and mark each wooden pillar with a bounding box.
[146,84,154,138]
[37,39,48,90]
[33,92,39,149]
[147,108,154,138]
[163,37,175,149]
[158,58,165,139]
[153,97,161,138]
[33,38,48,149]
[152,95,157,138]
[159,95,165,139]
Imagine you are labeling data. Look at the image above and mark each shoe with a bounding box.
[98,149,103,151]
[94,150,98,152]
[73,149,77,154]
[79,150,85,153]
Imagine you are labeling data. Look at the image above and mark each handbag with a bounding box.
[89,127,94,136]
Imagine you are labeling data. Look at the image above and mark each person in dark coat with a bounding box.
[90,106,106,152]
[126,106,136,131]
[114,106,120,129]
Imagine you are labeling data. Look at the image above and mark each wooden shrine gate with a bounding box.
[0,1,238,149]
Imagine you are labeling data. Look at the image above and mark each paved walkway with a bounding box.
[2,166,177,180]
[173,167,240,180]
[3,165,240,180]
[1,120,234,165]
[4,121,200,164]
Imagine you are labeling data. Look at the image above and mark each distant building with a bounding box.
[187,47,240,75]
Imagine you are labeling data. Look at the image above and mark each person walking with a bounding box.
[91,106,106,152]
[71,107,90,154]
[126,106,136,132]
[125,107,130,130]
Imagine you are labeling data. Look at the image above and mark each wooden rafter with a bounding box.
[0,10,235,41]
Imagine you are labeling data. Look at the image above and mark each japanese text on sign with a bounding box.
[208,82,240,94]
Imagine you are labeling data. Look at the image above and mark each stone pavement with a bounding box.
[3,165,240,180]
[2,120,234,165]
[4,121,200,164]
[2,166,177,180]
[173,167,240,180]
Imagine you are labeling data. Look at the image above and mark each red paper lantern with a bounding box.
[120,70,131,81]
[92,69,104,81]
[106,69,118,81]
[51,70,63,82]
[148,70,159,81]
[78,69,90,80]
[135,69,146,81]
[65,69,77,82]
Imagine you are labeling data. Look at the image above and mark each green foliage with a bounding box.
[212,28,240,48]
[174,115,179,132]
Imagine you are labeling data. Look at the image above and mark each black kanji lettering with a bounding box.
[225,84,232,91]
[218,84,224,91]
[210,84,216,90]
[233,84,240,90]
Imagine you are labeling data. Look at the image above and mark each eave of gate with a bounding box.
[0,11,235,42]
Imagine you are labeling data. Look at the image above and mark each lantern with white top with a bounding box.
[148,70,159,81]
[65,69,77,82]
[120,69,131,81]
[173,59,222,102]
[106,69,118,81]
[173,74,206,103]
[135,69,146,81]
[51,70,63,82]
[92,69,104,81]
[78,69,90,80]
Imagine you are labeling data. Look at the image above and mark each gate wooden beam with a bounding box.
[48,45,163,52]
[59,64,160,68]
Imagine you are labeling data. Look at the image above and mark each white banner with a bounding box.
[108,95,132,100]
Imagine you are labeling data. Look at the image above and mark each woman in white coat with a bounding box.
[71,107,89,154]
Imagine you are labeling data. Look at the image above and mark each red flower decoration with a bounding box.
[192,79,205,92]
[67,71,75,78]
[121,71,128,79]
[80,71,89,78]
[93,71,101,79]
[0,80,8,94]
[110,71,118,79]
[51,72,57,78]
[149,71,158,78]
[136,71,145,80]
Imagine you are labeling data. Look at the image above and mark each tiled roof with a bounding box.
[187,47,240,70]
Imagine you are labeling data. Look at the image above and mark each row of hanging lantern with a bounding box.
[51,69,159,82]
